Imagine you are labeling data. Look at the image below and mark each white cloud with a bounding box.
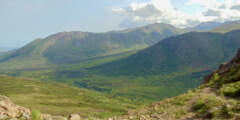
[112,0,199,28]
[113,0,240,28]
[196,0,240,22]
[182,0,240,22]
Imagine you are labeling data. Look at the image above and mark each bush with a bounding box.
[175,109,187,119]
[220,81,240,98]
[31,109,42,120]
[221,105,235,118]
[192,96,222,118]
[192,99,209,114]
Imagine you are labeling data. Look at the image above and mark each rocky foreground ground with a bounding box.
[0,95,82,120]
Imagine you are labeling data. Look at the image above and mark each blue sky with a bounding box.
[0,0,239,49]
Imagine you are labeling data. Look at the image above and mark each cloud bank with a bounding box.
[112,0,240,28]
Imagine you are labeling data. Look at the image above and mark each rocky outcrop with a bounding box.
[0,95,31,120]
[0,95,82,120]
[204,48,240,83]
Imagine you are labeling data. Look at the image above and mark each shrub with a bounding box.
[192,99,209,114]
[175,109,187,119]
[31,109,42,120]
[221,105,235,118]
[192,96,222,118]
[220,81,240,98]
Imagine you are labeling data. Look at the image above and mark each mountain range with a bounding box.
[1,46,240,120]
[1,21,240,103]
[0,23,185,71]
[185,21,223,32]
[60,30,239,101]
[211,20,240,33]
[94,30,240,76]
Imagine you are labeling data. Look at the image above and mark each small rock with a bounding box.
[21,112,31,120]
[68,114,81,120]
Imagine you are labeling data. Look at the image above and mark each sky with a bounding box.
[1,0,240,49]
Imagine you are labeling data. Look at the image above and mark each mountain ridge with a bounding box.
[210,20,240,33]
[93,30,240,76]
[0,23,185,70]
[185,21,222,32]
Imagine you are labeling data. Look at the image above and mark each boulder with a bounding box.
[0,95,31,119]
[68,113,81,120]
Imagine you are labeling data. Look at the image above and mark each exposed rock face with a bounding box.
[0,95,82,120]
[204,48,240,83]
[0,95,31,120]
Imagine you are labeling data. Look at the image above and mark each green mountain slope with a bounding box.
[1,48,240,120]
[66,30,239,101]
[0,23,184,70]
[93,32,223,75]
[95,30,240,76]
[5,30,240,102]
[115,48,240,120]
[211,21,240,33]
[0,75,140,118]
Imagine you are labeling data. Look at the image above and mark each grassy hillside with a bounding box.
[0,75,141,118]
[211,21,240,33]
[2,24,240,104]
[2,30,240,103]
[0,23,184,70]
[58,30,239,101]
[93,30,240,76]
[1,48,207,102]
[94,32,224,75]
[115,49,240,120]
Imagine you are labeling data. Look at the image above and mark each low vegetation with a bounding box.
[0,75,140,118]
[113,49,240,120]
[31,109,42,120]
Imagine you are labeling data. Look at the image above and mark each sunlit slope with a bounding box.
[0,23,185,70]
[6,30,240,102]
[0,75,140,118]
